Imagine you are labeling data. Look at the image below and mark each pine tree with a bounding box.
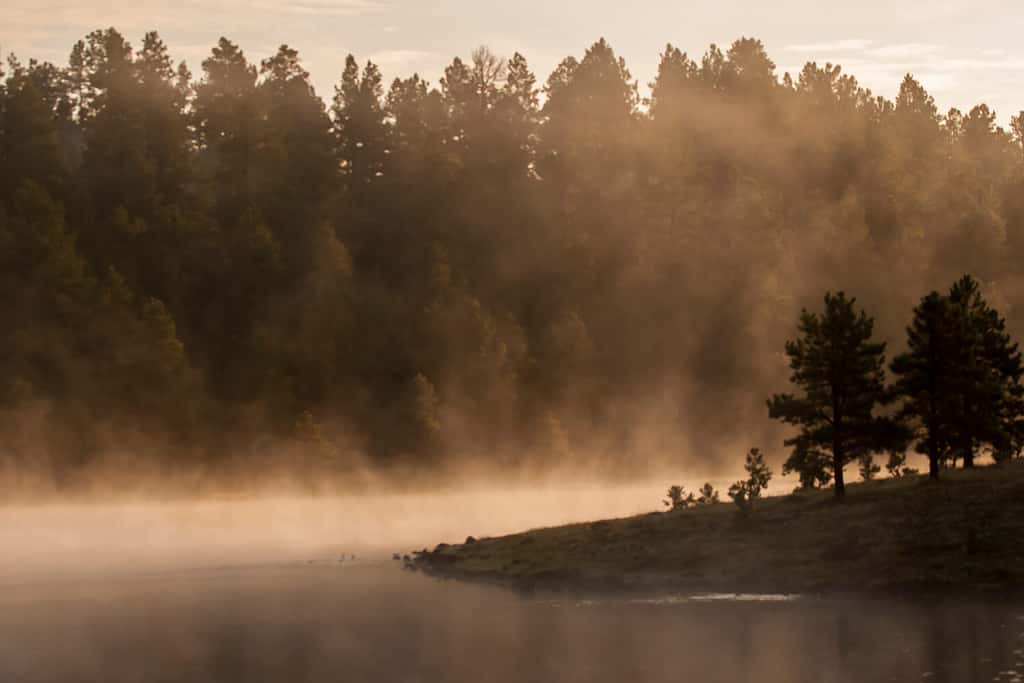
[946,275,1024,466]
[194,37,259,222]
[0,56,70,201]
[332,55,387,187]
[648,44,698,123]
[728,448,772,511]
[891,278,1024,475]
[890,293,961,479]
[538,38,638,183]
[768,292,903,497]
[493,52,538,177]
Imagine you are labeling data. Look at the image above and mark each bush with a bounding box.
[664,484,695,511]
[885,452,917,478]
[782,443,832,490]
[697,482,719,504]
[728,448,772,512]
[858,454,880,481]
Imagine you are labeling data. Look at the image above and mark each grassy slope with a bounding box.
[413,462,1024,596]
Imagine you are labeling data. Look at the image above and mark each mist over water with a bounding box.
[3,549,1023,683]
[0,480,739,584]
[4,12,1024,682]
[2,490,1023,683]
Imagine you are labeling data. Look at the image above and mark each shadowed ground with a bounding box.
[414,461,1024,597]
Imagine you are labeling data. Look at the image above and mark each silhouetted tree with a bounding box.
[696,483,720,504]
[194,37,258,221]
[769,292,904,497]
[947,276,1004,467]
[782,442,832,490]
[664,484,695,511]
[885,452,917,478]
[729,448,772,512]
[892,278,1024,475]
[857,454,880,481]
[891,293,960,479]
[332,55,387,187]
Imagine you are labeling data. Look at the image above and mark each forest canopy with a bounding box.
[2,30,1024,488]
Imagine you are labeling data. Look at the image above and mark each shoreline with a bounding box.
[409,461,1024,601]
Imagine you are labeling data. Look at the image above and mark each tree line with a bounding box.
[2,29,1024,484]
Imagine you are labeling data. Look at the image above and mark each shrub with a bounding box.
[663,485,695,511]
[728,448,772,512]
[885,452,917,478]
[858,454,880,481]
[696,483,719,504]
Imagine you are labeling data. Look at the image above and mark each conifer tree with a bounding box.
[891,293,960,479]
[768,292,903,497]
[332,55,387,187]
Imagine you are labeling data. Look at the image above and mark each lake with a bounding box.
[1,490,1022,683]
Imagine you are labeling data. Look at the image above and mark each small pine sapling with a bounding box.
[858,454,880,481]
[663,485,696,511]
[728,448,772,512]
[885,452,917,478]
[697,483,719,505]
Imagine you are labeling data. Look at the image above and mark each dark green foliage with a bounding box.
[782,442,832,490]
[768,293,905,497]
[663,481,720,510]
[858,454,880,481]
[697,483,720,504]
[728,448,772,511]
[885,451,918,478]
[891,277,1024,478]
[948,276,1024,465]
[4,30,1024,486]
[890,293,960,479]
[332,56,387,187]
[663,484,695,511]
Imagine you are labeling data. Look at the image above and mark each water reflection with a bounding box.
[0,561,1021,683]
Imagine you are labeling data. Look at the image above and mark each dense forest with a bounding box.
[2,29,1024,487]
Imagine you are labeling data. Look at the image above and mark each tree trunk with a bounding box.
[963,437,975,468]
[928,438,940,480]
[833,450,845,498]
[833,392,844,498]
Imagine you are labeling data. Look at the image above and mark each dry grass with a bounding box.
[413,461,1024,596]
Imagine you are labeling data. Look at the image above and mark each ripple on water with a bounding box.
[682,592,802,603]
[543,592,803,608]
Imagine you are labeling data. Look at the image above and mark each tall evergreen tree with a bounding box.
[768,292,901,497]
[332,55,387,188]
[0,56,71,202]
[946,275,1024,466]
[193,37,259,222]
[891,292,961,479]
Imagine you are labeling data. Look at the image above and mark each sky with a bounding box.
[2,0,1023,122]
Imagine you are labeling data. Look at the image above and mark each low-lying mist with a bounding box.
[2,504,1022,683]
[0,476,750,587]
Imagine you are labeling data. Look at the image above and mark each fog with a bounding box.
[0,482,716,585]
[2,493,1023,683]
[5,30,1024,488]
[5,22,1024,683]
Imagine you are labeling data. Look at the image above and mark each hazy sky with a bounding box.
[3,0,1023,121]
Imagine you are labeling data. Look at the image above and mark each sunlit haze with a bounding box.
[4,0,1023,122]
[5,2,1024,681]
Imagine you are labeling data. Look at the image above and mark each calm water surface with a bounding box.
[1,494,1021,683]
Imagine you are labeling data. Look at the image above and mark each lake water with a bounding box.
[2,490,1022,683]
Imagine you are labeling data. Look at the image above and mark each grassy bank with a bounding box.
[411,462,1024,597]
